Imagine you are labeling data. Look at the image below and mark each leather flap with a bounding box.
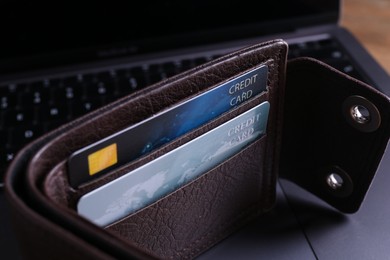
[280,58,390,213]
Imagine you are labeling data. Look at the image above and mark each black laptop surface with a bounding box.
[1,0,389,259]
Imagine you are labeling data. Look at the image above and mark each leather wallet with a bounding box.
[4,39,390,259]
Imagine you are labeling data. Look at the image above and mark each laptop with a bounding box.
[1,0,389,259]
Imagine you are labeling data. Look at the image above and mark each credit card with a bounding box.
[68,65,268,188]
[77,101,270,227]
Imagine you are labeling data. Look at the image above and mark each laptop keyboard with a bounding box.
[0,37,366,186]
[287,38,364,80]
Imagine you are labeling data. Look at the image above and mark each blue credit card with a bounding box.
[77,101,270,227]
[68,65,268,187]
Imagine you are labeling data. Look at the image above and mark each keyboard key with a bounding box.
[148,64,160,75]
[0,95,17,110]
[5,109,35,126]
[117,77,140,94]
[130,66,145,77]
[66,86,83,100]
[81,73,98,84]
[131,74,147,89]
[11,125,44,147]
[21,88,50,106]
[337,63,363,79]
[38,103,69,123]
[1,146,18,171]
[63,75,81,86]
[4,83,18,94]
[4,148,15,163]
[0,130,10,146]
[147,64,166,84]
[71,98,104,118]
[129,67,148,87]
[148,73,164,85]
[85,81,115,98]
[162,62,178,77]
[97,70,116,81]
[0,85,19,110]
[317,38,335,48]
[115,68,130,78]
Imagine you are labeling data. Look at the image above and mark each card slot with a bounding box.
[104,136,273,259]
[76,100,271,226]
[107,134,269,224]
[78,91,270,190]
[43,90,270,207]
[65,63,271,188]
[43,92,268,202]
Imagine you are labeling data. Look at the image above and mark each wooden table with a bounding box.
[341,0,390,74]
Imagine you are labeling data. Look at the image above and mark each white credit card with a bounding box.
[77,101,270,227]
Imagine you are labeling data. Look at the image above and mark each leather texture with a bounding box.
[3,40,389,259]
[5,39,288,259]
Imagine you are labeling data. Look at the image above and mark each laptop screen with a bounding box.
[0,0,339,74]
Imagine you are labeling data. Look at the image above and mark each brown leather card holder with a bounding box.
[4,39,390,259]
